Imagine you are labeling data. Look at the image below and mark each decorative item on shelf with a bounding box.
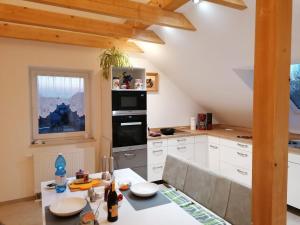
[99,47,131,79]
[134,78,143,90]
[122,72,133,89]
[112,77,120,90]
[120,84,127,89]
[146,73,159,92]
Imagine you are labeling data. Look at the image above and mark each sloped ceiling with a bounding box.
[137,0,300,128]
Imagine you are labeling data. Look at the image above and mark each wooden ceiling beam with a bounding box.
[126,0,190,30]
[206,0,247,10]
[0,22,143,53]
[25,0,196,30]
[149,0,189,11]
[0,3,164,44]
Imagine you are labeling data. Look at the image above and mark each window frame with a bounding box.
[30,67,91,141]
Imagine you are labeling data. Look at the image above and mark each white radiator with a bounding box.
[33,145,95,193]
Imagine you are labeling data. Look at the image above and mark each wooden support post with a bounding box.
[253,0,292,225]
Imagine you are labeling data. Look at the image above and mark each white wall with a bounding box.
[0,38,102,202]
[0,38,204,202]
[130,57,206,128]
[136,0,300,131]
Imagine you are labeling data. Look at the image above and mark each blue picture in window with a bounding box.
[37,75,85,134]
[290,64,300,110]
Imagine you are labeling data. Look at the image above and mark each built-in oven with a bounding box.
[112,90,146,114]
[112,113,147,151]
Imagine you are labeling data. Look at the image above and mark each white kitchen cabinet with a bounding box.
[220,138,252,152]
[168,144,194,161]
[168,136,195,146]
[148,139,168,149]
[288,154,300,208]
[220,162,252,187]
[220,145,252,169]
[194,135,208,167]
[208,142,220,173]
[208,136,219,144]
[147,139,169,182]
[148,146,168,165]
[148,163,165,182]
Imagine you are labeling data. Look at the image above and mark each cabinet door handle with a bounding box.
[237,152,248,157]
[177,146,187,151]
[153,149,163,153]
[177,138,187,142]
[153,166,163,170]
[124,153,136,158]
[237,143,249,148]
[209,145,218,149]
[237,169,248,176]
[121,122,142,126]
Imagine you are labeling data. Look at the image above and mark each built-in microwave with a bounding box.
[112,90,146,113]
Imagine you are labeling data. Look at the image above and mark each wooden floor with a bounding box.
[0,200,300,225]
[0,200,42,225]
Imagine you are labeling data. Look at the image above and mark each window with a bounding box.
[290,64,300,111]
[30,68,90,141]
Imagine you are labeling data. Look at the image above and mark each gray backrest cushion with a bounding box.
[208,175,232,218]
[183,163,217,208]
[225,181,252,225]
[162,154,188,191]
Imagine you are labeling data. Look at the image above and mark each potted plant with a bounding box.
[99,47,131,79]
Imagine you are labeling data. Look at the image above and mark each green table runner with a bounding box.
[161,188,226,225]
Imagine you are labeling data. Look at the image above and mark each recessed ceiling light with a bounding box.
[191,0,203,4]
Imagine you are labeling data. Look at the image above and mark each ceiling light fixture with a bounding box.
[191,0,203,4]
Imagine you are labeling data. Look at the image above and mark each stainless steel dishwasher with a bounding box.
[113,147,147,180]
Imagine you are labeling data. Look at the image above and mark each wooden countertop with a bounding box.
[148,124,300,154]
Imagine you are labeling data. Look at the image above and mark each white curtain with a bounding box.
[38,75,85,118]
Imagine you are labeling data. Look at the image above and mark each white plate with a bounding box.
[49,197,87,217]
[130,182,159,197]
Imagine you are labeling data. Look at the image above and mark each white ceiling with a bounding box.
[136,0,300,128]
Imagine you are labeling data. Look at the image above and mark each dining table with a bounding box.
[41,168,214,225]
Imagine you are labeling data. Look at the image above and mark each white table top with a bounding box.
[41,169,202,225]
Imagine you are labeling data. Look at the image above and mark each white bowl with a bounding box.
[49,197,87,217]
[130,182,159,197]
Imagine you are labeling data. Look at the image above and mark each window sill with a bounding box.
[30,137,96,148]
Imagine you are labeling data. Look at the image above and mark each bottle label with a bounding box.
[110,205,118,217]
[55,175,66,186]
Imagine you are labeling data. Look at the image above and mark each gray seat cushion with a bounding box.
[162,154,188,191]
[208,175,232,218]
[183,163,217,208]
[225,182,252,225]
